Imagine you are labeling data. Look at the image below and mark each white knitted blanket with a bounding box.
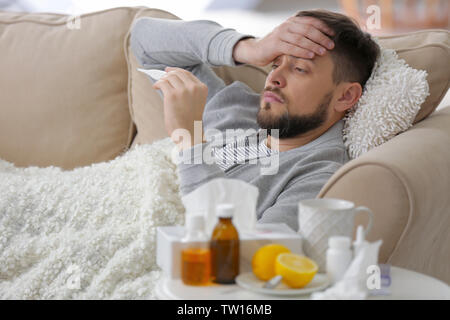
[0,138,185,299]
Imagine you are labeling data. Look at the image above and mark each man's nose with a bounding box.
[267,67,286,88]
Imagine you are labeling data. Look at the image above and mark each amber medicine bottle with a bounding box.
[181,214,211,286]
[210,203,240,284]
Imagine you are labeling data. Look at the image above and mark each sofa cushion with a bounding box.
[0,7,137,169]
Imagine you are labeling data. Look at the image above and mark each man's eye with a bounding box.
[271,65,306,73]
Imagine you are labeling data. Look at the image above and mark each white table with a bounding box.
[155,266,449,300]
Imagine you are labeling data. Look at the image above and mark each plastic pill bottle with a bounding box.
[326,236,353,285]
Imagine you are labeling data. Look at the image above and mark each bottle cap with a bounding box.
[216,203,234,218]
[328,236,351,250]
[185,214,205,232]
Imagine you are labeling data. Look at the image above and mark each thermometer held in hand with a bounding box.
[137,68,167,80]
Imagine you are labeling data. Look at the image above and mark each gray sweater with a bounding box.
[130,17,349,231]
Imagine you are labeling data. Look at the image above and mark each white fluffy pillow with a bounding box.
[343,44,430,159]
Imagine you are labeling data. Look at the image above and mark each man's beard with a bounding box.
[257,91,333,139]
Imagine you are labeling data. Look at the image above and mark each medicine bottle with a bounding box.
[326,236,353,285]
[181,214,211,286]
[210,203,240,284]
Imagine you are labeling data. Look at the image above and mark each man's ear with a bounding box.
[334,82,362,112]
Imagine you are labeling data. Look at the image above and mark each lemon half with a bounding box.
[275,253,318,288]
[252,244,291,281]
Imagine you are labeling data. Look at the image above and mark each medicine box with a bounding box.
[156,223,303,279]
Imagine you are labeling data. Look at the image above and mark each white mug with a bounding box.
[298,198,373,272]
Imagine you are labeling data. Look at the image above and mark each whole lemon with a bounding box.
[252,244,291,281]
[275,253,318,288]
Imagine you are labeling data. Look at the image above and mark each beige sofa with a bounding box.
[0,7,449,283]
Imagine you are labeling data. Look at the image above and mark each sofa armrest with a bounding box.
[318,105,450,283]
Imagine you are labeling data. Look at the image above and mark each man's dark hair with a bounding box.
[296,9,380,89]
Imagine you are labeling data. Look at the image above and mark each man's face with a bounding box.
[257,52,336,138]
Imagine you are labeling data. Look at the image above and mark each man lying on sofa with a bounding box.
[130,9,380,231]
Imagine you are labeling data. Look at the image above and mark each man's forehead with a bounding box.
[274,54,316,67]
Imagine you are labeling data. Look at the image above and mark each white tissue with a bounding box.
[137,68,167,80]
[311,239,383,300]
[181,178,259,235]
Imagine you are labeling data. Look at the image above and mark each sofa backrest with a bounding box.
[0,7,138,169]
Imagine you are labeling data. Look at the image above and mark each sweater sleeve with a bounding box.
[130,17,255,69]
[257,172,334,232]
[129,16,255,105]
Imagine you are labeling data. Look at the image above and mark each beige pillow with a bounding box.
[0,7,137,169]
